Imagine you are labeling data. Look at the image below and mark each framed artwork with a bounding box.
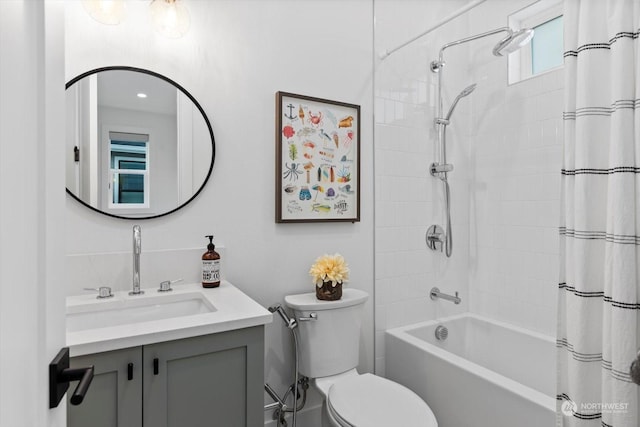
[276,92,360,223]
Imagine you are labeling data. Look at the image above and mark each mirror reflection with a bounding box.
[65,67,214,219]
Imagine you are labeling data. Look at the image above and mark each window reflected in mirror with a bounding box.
[109,134,149,208]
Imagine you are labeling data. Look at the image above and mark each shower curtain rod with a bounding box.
[379,0,487,60]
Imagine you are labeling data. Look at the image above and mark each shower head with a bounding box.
[444,83,477,121]
[492,28,534,56]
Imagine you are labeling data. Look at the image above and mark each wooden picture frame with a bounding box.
[275,92,360,223]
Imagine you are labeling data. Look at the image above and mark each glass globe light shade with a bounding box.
[150,0,191,39]
[81,0,126,25]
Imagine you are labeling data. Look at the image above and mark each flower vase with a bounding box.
[316,280,342,301]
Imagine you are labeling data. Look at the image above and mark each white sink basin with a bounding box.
[66,281,273,357]
[67,291,216,332]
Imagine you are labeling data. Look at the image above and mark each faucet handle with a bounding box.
[84,287,113,299]
[158,278,183,293]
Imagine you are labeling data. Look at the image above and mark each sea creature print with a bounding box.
[308,110,323,127]
[331,131,339,148]
[298,127,317,137]
[289,143,298,160]
[342,130,354,149]
[311,203,331,213]
[340,154,354,163]
[283,162,304,181]
[298,105,305,123]
[282,124,295,139]
[338,116,354,128]
[319,129,332,144]
[323,109,338,127]
[339,184,354,194]
[337,166,351,183]
[284,184,297,194]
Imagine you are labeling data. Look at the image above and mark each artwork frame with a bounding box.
[275,91,360,223]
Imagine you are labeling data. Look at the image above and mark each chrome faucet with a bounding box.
[430,287,460,304]
[130,225,143,295]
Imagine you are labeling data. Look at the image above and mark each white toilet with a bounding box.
[284,288,438,427]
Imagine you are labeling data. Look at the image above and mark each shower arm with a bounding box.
[432,27,511,70]
[432,26,511,122]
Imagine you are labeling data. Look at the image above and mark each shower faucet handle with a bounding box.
[426,225,445,252]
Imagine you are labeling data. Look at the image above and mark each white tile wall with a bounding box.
[467,2,562,336]
[374,0,562,374]
[374,0,473,374]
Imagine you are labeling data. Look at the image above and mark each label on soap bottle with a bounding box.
[202,259,221,284]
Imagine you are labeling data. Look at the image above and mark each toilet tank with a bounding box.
[284,288,369,378]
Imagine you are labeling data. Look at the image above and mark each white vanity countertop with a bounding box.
[66,281,272,356]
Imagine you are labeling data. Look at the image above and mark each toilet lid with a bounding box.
[327,374,437,427]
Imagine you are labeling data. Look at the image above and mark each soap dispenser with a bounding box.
[202,235,221,288]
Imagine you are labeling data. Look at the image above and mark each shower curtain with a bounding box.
[557,0,640,426]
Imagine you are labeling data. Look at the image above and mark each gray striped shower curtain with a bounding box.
[557,0,640,426]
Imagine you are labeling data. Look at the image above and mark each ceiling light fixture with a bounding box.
[81,0,126,25]
[137,93,148,98]
[150,0,191,39]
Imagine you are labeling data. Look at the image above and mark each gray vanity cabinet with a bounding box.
[68,326,264,427]
[67,347,142,427]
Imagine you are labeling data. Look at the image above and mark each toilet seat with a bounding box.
[326,373,437,427]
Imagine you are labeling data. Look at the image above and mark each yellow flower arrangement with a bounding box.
[309,253,350,287]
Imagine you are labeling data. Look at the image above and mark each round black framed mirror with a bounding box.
[65,66,215,219]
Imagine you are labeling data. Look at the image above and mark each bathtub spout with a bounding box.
[430,287,461,304]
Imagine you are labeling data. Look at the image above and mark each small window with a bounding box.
[508,0,563,84]
[531,16,563,74]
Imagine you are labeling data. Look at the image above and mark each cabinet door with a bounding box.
[67,347,142,427]
[143,326,264,427]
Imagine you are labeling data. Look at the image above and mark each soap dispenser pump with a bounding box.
[202,235,221,288]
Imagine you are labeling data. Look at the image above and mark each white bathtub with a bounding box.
[385,313,556,427]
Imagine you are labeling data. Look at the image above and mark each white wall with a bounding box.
[64,0,374,424]
[0,1,66,426]
[374,0,562,374]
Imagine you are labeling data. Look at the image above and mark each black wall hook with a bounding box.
[49,347,94,408]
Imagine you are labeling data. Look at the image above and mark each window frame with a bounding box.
[508,0,563,85]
